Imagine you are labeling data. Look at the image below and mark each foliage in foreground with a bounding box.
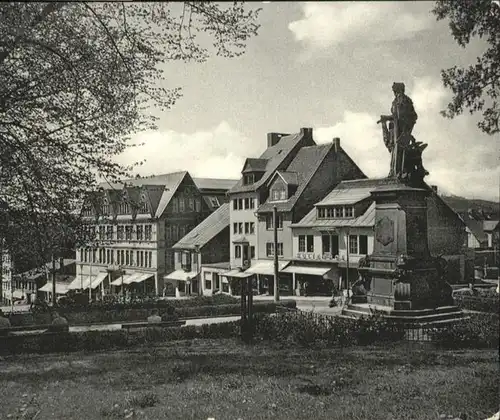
[429,313,499,349]
[433,0,500,135]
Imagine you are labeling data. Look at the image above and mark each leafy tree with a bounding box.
[433,0,500,134]
[0,2,261,273]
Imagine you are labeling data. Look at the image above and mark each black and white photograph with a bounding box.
[0,1,499,419]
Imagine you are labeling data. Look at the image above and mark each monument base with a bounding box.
[341,303,467,326]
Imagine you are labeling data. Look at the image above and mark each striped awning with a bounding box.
[281,265,332,276]
[223,269,253,279]
[39,282,70,295]
[245,260,290,276]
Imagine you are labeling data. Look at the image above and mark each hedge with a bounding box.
[0,321,241,355]
[428,312,499,349]
[453,295,499,314]
[54,293,239,313]
[252,311,406,347]
[8,300,297,327]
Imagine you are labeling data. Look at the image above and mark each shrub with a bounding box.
[453,294,499,314]
[428,313,499,349]
[253,312,405,347]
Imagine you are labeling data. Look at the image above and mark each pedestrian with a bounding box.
[47,311,69,333]
[147,309,162,324]
[0,309,11,336]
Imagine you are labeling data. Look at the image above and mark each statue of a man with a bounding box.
[377,83,418,178]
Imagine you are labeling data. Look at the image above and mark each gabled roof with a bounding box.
[98,171,189,219]
[172,203,230,250]
[466,220,488,243]
[257,144,333,213]
[292,202,376,228]
[267,171,299,187]
[192,177,238,191]
[230,131,315,194]
[483,220,500,232]
[242,158,268,173]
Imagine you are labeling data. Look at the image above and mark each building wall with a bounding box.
[257,211,294,260]
[229,192,259,268]
[427,194,467,256]
[1,248,12,305]
[200,266,230,296]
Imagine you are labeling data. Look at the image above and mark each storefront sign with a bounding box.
[295,253,339,261]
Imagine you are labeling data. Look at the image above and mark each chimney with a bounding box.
[267,132,288,148]
[300,127,313,138]
[59,257,64,274]
[431,185,438,194]
[332,137,341,152]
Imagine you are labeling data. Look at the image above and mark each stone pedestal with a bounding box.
[351,180,456,314]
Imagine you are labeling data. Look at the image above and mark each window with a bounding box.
[238,198,243,210]
[136,225,143,241]
[79,249,84,262]
[237,223,243,234]
[250,246,255,259]
[195,198,202,212]
[117,226,124,240]
[125,226,133,240]
[165,225,171,242]
[188,198,195,211]
[233,199,238,210]
[335,207,343,218]
[298,235,305,253]
[192,252,198,265]
[214,273,220,290]
[277,243,283,256]
[306,235,314,253]
[205,279,212,290]
[359,235,368,254]
[266,243,274,257]
[106,225,113,240]
[99,248,104,263]
[106,249,111,264]
[349,235,358,255]
[266,213,283,230]
[178,281,185,293]
[179,198,185,212]
[271,189,287,201]
[233,223,237,234]
[249,198,255,209]
[322,234,331,254]
[172,198,179,213]
[149,252,152,268]
[345,207,354,218]
[92,249,97,263]
[99,226,105,240]
[172,225,178,241]
[125,250,130,266]
[249,222,255,234]
[243,174,254,185]
[177,252,181,263]
[244,222,250,234]
[179,225,186,238]
[235,245,241,258]
[145,225,152,240]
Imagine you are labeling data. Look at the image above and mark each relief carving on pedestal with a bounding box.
[375,216,395,246]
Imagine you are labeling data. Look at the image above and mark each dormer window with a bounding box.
[318,206,355,219]
[243,174,255,185]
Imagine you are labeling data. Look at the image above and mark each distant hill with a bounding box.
[441,195,500,220]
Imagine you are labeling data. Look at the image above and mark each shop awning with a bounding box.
[68,275,90,290]
[223,269,253,278]
[111,274,135,286]
[165,270,198,282]
[12,290,25,299]
[125,272,154,284]
[281,265,332,276]
[39,282,70,295]
[88,272,108,289]
[245,260,290,276]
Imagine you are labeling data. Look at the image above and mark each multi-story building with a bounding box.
[288,178,468,295]
[221,128,365,295]
[167,203,230,297]
[76,172,236,297]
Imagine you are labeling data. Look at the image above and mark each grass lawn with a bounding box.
[0,339,497,420]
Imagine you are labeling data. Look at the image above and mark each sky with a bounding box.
[117,1,499,202]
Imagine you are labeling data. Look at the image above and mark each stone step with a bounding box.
[340,308,467,324]
[345,304,460,317]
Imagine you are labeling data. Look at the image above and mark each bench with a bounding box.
[121,320,186,330]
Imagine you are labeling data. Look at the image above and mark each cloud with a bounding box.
[116,121,251,180]
[288,2,432,51]
[314,77,499,201]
